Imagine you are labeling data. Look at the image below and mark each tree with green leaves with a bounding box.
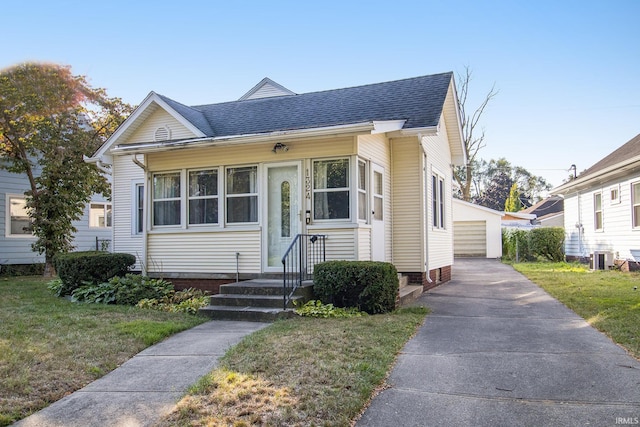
[504,182,521,212]
[0,63,132,276]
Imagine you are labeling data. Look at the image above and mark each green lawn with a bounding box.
[159,307,428,426]
[511,262,640,358]
[0,276,207,426]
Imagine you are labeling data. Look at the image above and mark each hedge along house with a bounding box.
[88,73,466,290]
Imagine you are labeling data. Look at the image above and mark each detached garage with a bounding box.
[453,199,503,258]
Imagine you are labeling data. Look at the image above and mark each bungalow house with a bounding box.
[552,133,640,271]
[0,161,112,270]
[87,73,466,289]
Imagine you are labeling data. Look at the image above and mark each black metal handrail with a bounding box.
[281,234,326,310]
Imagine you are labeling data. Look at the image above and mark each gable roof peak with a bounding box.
[239,77,296,101]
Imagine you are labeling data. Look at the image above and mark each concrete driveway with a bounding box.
[358,258,640,427]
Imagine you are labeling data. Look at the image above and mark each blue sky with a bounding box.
[3,0,639,188]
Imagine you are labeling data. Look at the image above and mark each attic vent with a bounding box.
[154,126,171,142]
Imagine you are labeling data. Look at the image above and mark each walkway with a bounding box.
[358,258,640,426]
[14,321,269,427]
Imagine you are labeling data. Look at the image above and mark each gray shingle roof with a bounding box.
[578,133,640,179]
[158,72,453,138]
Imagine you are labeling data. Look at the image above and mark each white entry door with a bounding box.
[264,163,301,271]
[371,164,385,261]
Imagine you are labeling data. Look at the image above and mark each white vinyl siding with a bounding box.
[112,155,145,270]
[147,230,261,274]
[391,137,422,271]
[562,175,640,261]
[357,133,392,262]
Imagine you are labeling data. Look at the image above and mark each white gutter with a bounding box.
[552,154,640,194]
[83,155,112,175]
[109,122,377,156]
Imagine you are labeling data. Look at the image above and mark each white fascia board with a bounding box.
[552,155,640,195]
[110,122,376,155]
[398,126,438,137]
[371,120,406,134]
[89,92,206,161]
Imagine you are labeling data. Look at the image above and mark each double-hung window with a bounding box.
[226,166,258,223]
[153,172,181,226]
[432,173,445,229]
[7,196,32,236]
[633,182,640,228]
[313,158,350,220]
[594,192,603,231]
[189,169,218,225]
[357,160,368,221]
[90,203,112,228]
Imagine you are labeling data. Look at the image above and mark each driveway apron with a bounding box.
[358,259,640,427]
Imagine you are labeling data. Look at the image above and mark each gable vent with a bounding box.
[154,126,171,142]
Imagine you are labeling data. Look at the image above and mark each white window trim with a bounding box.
[594,191,603,232]
[610,184,621,205]
[5,194,35,239]
[357,158,368,223]
[151,170,183,229]
[431,168,446,230]
[89,202,112,229]
[225,164,259,225]
[632,181,640,230]
[131,180,145,236]
[188,167,220,227]
[312,157,351,222]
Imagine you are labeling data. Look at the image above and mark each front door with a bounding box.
[371,164,385,261]
[265,163,301,271]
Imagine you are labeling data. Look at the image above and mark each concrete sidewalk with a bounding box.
[14,320,269,427]
[358,259,640,427]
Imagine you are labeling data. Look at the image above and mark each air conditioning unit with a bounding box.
[590,251,615,270]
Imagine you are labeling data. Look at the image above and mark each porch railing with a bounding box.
[281,234,326,310]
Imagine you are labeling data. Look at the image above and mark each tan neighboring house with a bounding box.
[552,133,640,270]
[88,73,466,288]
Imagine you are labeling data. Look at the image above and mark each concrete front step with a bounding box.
[199,305,296,322]
[399,284,423,306]
[209,293,305,308]
[220,280,314,297]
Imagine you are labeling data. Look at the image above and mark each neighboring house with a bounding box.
[0,161,112,267]
[452,199,503,258]
[552,133,640,270]
[522,195,564,227]
[501,211,537,229]
[88,73,466,287]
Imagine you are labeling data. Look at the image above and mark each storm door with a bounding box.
[265,163,301,271]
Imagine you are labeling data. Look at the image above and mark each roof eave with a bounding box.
[552,155,640,194]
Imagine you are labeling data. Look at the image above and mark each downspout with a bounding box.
[419,136,433,284]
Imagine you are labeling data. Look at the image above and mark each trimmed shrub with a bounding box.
[54,251,136,296]
[313,261,399,314]
[529,227,565,262]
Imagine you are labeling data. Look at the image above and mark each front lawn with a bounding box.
[511,262,640,358]
[159,307,428,426]
[0,276,207,426]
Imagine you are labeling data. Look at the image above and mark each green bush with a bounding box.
[529,227,565,262]
[294,300,366,318]
[502,227,565,262]
[313,261,399,314]
[137,288,209,314]
[71,274,174,305]
[54,251,136,296]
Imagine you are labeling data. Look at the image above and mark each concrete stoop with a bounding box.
[398,274,423,306]
[199,279,313,322]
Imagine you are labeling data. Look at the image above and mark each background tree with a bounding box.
[453,66,498,201]
[504,182,521,212]
[474,170,513,210]
[0,63,132,276]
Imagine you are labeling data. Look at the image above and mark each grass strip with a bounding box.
[511,262,640,358]
[0,276,207,426]
[160,306,428,426]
